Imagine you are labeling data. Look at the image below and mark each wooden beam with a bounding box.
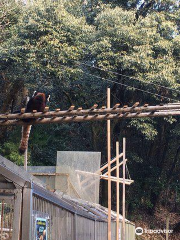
[2,108,180,126]
[68,106,75,111]
[107,88,111,240]
[123,105,128,108]
[43,106,49,112]
[1,110,180,126]
[31,173,68,176]
[100,175,134,185]
[103,159,127,175]
[132,102,139,108]
[21,108,26,114]
[80,154,123,187]
[98,153,123,173]
[113,104,120,109]
[91,104,98,110]
[1,104,180,121]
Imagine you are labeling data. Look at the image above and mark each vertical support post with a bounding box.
[116,142,120,240]
[12,189,22,240]
[74,214,77,240]
[166,215,170,240]
[107,88,111,240]
[94,220,96,240]
[1,199,4,238]
[24,148,28,171]
[122,138,126,240]
[21,188,32,240]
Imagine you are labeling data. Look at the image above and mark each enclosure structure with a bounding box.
[0,155,135,240]
[28,151,101,204]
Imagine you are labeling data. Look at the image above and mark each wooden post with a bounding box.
[12,189,22,240]
[1,200,4,239]
[122,138,126,240]
[166,215,170,240]
[116,142,120,240]
[24,147,28,171]
[107,88,111,240]
[21,188,32,240]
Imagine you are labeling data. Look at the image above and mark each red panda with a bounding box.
[19,92,50,154]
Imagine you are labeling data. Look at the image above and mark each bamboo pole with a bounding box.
[1,104,180,120]
[2,110,180,126]
[122,138,126,240]
[107,88,111,240]
[116,142,120,240]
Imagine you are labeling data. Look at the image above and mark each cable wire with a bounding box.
[126,164,131,180]
[82,71,179,102]
[56,63,179,102]
[75,61,180,94]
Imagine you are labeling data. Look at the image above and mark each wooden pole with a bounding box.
[116,141,120,240]
[24,147,28,171]
[2,110,180,126]
[98,153,123,173]
[107,88,111,240]
[166,215,170,240]
[1,200,4,238]
[101,175,133,185]
[104,159,127,175]
[1,104,180,120]
[80,153,123,187]
[122,138,126,240]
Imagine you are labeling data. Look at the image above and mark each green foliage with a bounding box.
[0,141,24,165]
[128,119,158,140]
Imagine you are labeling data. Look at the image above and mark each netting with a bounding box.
[56,151,101,203]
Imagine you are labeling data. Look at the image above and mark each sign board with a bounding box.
[35,217,47,240]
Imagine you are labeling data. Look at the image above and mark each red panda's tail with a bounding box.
[19,125,32,154]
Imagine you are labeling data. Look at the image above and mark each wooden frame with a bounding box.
[0,104,180,126]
